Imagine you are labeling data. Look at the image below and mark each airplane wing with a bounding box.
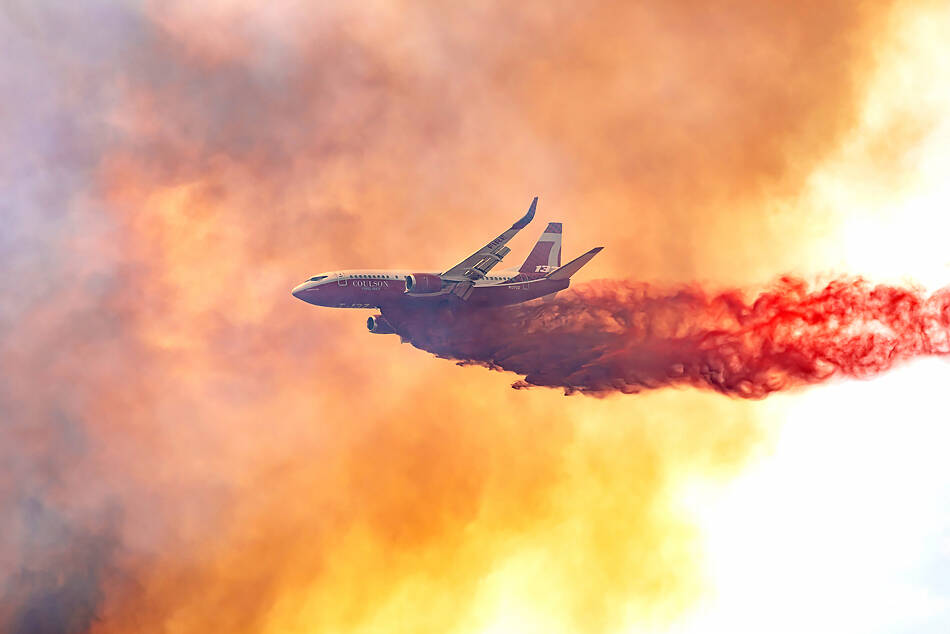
[441,197,537,282]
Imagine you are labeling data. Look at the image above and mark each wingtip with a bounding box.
[511,196,538,230]
[526,195,538,219]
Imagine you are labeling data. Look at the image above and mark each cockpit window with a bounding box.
[309,275,327,282]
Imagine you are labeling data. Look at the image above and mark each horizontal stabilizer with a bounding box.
[545,247,603,280]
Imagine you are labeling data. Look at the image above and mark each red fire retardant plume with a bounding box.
[385,277,950,398]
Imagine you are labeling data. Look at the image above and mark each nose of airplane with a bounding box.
[292,279,327,305]
[292,280,321,303]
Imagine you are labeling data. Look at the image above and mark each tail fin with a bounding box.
[545,247,603,280]
[519,222,562,274]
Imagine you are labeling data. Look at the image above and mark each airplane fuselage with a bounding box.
[291,197,602,335]
[291,270,569,309]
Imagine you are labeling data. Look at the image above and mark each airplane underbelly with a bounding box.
[467,280,568,307]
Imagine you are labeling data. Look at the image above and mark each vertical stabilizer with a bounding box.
[519,222,562,274]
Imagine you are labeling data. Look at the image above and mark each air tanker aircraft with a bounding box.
[291,197,603,335]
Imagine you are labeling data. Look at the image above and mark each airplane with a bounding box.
[291,197,603,335]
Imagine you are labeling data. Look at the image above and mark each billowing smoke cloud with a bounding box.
[0,498,119,634]
[390,277,950,397]
[2,0,929,632]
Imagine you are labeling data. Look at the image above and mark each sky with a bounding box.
[2,0,950,632]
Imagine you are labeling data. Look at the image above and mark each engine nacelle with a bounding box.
[366,314,396,335]
[405,273,443,294]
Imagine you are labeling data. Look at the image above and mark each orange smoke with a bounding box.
[2,1,928,633]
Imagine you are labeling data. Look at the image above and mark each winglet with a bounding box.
[511,196,538,230]
[545,246,603,280]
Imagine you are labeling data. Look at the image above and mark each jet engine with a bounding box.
[366,314,396,335]
[404,273,443,294]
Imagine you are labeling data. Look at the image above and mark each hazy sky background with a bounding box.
[3,1,950,632]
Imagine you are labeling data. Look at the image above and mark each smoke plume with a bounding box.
[3,0,937,632]
[390,277,950,397]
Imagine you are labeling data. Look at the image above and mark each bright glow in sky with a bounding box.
[673,5,950,632]
[678,360,950,634]
[808,3,950,290]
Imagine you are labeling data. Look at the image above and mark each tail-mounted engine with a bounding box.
[404,273,443,294]
[366,314,397,335]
